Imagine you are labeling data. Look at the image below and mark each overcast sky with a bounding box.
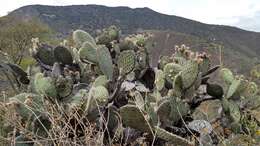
[1,0,260,32]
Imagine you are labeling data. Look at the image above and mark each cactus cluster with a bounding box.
[0,26,259,146]
[217,68,260,135]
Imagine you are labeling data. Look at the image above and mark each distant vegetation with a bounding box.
[0,16,54,65]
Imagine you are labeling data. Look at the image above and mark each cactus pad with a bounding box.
[96,45,114,80]
[119,40,135,51]
[54,46,73,65]
[134,91,145,110]
[55,76,73,99]
[226,79,241,99]
[117,50,136,75]
[154,69,165,91]
[34,73,57,98]
[154,126,194,146]
[242,81,258,97]
[157,98,189,125]
[9,93,44,120]
[206,83,224,98]
[73,29,96,47]
[79,42,98,64]
[93,75,108,87]
[92,86,109,106]
[220,68,235,84]
[163,63,182,84]
[172,73,183,97]
[229,101,241,123]
[108,26,120,41]
[180,61,199,89]
[158,56,171,69]
[199,56,211,76]
[35,44,56,66]
[136,51,148,69]
[6,63,30,84]
[120,104,152,133]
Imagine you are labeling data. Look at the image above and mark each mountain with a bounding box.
[6,5,260,73]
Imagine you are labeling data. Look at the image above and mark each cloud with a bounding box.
[234,11,260,32]
[170,0,260,24]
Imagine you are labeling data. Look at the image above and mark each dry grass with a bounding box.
[0,98,107,146]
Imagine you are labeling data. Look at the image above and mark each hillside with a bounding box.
[7,4,260,73]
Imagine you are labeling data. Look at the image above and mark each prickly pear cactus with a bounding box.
[96,25,120,45]
[180,60,199,89]
[35,44,56,66]
[241,81,258,97]
[92,75,108,87]
[96,45,114,80]
[55,76,73,98]
[157,97,189,126]
[226,79,241,99]
[163,63,182,84]
[79,42,98,63]
[220,68,235,84]
[120,104,152,133]
[154,126,194,146]
[154,69,165,91]
[8,93,44,120]
[199,53,211,76]
[1,25,259,146]
[117,50,136,75]
[158,56,171,69]
[92,86,109,106]
[73,29,96,47]
[34,73,57,98]
[54,46,73,65]
[206,83,224,98]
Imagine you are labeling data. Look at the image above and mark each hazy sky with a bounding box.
[1,0,260,32]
